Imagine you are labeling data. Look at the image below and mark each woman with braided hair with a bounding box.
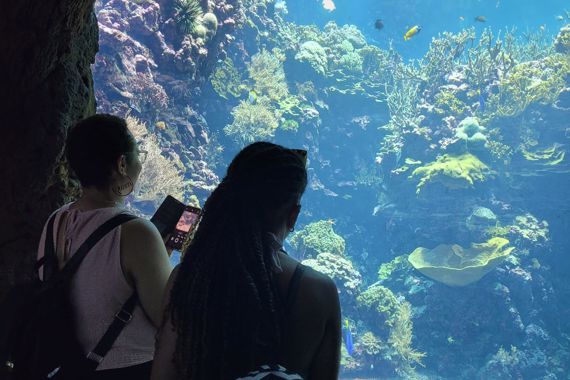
[151,142,341,380]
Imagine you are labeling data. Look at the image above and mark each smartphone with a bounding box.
[150,195,186,239]
[166,206,202,251]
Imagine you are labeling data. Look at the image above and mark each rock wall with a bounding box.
[0,0,98,298]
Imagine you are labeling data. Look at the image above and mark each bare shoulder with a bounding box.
[121,217,162,239]
[299,266,338,312]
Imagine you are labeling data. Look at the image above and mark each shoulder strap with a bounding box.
[39,213,137,285]
[286,264,306,311]
[84,293,138,370]
[35,212,58,279]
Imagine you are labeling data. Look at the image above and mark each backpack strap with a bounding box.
[39,213,137,286]
[35,212,58,279]
[285,264,306,312]
[84,293,138,370]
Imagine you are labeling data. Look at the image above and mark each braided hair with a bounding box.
[169,142,308,379]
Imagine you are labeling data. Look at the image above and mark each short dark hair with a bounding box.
[66,114,136,188]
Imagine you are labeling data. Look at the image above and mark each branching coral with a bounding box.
[224,100,278,146]
[388,302,426,377]
[173,0,203,35]
[359,331,384,356]
[410,153,490,194]
[302,252,362,298]
[289,220,345,258]
[210,58,244,99]
[248,49,289,102]
[485,54,570,117]
[127,117,186,206]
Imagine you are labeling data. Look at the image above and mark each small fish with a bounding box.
[459,16,465,22]
[322,0,335,12]
[344,320,354,356]
[474,15,487,22]
[155,121,167,130]
[370,364,374,371]
[374,19,384,30]
[539,24,546,32]
[556,15,564,21]
[404,25,421,41]
[248,90,257,104]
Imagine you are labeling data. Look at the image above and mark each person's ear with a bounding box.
[288,204,301,231]
[116,154,128,176]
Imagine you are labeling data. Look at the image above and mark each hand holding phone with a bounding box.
[151,196,202,252]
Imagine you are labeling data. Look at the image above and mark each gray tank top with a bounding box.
[37,203,155,370]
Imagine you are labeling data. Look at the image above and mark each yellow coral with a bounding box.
[408,237,514,287]
[410,153,490,194]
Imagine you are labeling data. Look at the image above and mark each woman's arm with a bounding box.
[121,218,173,327]
[151,267,180,380]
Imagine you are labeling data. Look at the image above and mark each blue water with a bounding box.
[287,0,568,59]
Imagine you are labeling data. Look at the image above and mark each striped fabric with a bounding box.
[236,364,304,380]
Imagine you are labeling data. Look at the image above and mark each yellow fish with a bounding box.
[404,25,421,41]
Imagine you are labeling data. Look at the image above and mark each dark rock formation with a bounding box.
[0,0,98,298]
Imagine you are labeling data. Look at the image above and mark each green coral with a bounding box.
[410,153,490,194]
[388,302,426,376]
[280,119,299,131]
[302,252,362,298]
[487,213,549,246]
[248,49,289,102]
[210,58,244,99]
[522,145,565,165]
[357,285,400,327]
[434,90,470,117]
[454,117,488,149]
[486,54,570,117]
[359,331,384,356]
[295,41,328,76]
[224,100,278,146]
[201,12,218,39]
[289,220,345,258]
[378,255,410,282]
[338,52,363,74]
[173,0,203,35]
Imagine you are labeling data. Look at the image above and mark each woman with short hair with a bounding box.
[37,114,172,379]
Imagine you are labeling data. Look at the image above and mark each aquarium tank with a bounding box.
[93,0,570,378]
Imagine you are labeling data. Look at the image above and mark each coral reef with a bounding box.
[127,116,187,208]
[223,100,279,145]
[248,49,289,102]
[289,220,346,258]
[410,153,490,194]
[210,58,244,99]
[357,284,400,327]
[302,252,362,305]
[408,237,515,286]
[454,117,487,150]
[173,0,203,35]
[554,25,570,54]
[388,302,426,377]
[295,41,328,76]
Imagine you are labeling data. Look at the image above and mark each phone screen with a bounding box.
[166,206,202,251]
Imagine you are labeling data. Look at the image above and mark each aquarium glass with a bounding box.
[93,0,570,377]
